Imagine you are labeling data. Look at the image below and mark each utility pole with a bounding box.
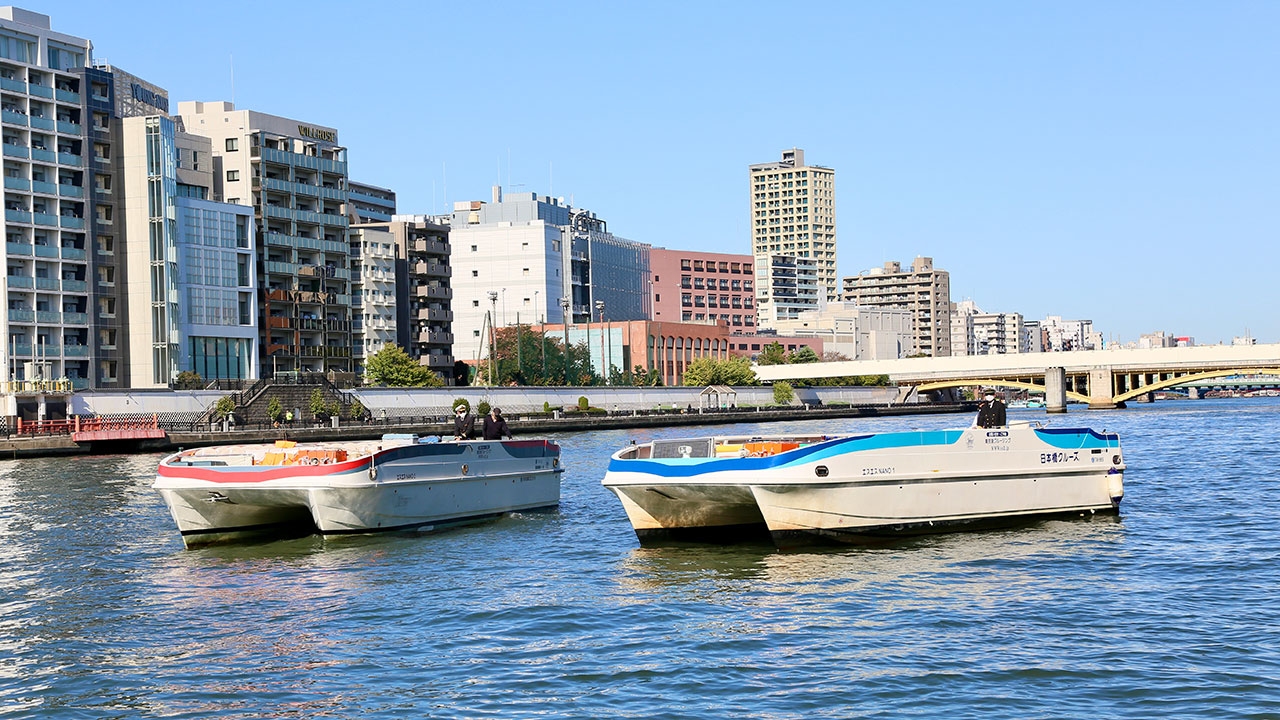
[515,312,522,384]
[595,299,606,385]
[559,297,571,386]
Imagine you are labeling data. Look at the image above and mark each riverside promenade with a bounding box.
[0,402,975,459]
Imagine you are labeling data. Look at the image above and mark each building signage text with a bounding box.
[130,83,169,112]
[298,125,338,143]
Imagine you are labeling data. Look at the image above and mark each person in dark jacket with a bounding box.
[975,390,1007,428]
[482,407,514,440]
[453,405,476,440]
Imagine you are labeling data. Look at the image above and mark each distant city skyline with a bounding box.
[45,0,1280,343]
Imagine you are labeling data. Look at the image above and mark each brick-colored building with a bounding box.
[540,320,821,386]
[649,249,756,329]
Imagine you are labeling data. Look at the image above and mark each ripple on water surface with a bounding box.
[0,400,1279,718]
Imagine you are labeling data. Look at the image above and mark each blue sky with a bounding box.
[51,0,1279,343]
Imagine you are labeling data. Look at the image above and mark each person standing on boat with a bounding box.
[976,390,1007,428]
[453,405,476,440]
[483,407,514,440]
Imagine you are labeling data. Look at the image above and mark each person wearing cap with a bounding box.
[483,406,514,440]
[976,389,1007,428]
[453,404,476,440]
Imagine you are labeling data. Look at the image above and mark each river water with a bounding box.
[1,399,1278,719]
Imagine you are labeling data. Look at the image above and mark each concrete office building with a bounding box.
[1022,320,1042,353]
[749,148,837,301]
[178,100,353,377]
[355,216,454,382]
[347,224,396,375]
[0,8,93,388]
[754,254,821,329]
[842,257,951,357]
[649,248,755,328]
[449,188,649,364]
[772,302,912,361]
[347,180,394,223]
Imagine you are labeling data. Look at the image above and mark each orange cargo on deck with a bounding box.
[745,442,800,456]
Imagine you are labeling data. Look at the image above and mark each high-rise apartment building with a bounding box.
[178,101,353,377]
[749,148,837,301]
[842,257,951,357]
[351,217,455,383]
[347,224,396,375]
[347,180,394,223]
[448,188,649,364]
[1042,315,1102,352]
[649,248,755,328]
[754,254,820,329]
[0,9,94,389]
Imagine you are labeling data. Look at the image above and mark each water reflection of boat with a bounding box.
[154,435,562,548]
[602,424,1124,546]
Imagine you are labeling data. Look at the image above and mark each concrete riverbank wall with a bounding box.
[0,402,974,459]
[70,385,903,418]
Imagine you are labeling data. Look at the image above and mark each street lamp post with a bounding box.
[559,297,571,386]
[487,290,498,385]
[595,299,606,385]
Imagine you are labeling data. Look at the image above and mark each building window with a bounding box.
[225,138,238,152]
[471,245,477,252]
[472,300,479,307]
[226,170,239,182]
[522,268,529,276]
[471,270,478,277]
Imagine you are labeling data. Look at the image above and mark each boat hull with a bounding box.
[156,440,561,548]
[603,426,1124,547]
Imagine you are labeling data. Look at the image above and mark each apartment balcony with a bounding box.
[256,176,345,201]
[252,146,347,176]
[298,345,351,358]
[7,275,32,288]
[58,183,83,198]
[61,246,86,261]
[417,330,453,345]
[4,208,29,223]
[3,176,27,191]
[30,179,55,195]
[55,88,80,104]
[27,83,52,99]
[264,231,347,255]
[60,215,84,229]
[29,116,53,132]
[411,237,449,255]
[0,78,24,93]
[5,241,29,255]
[64,312,89,324]
[62,279,87,292]
[64,344,89,357]
[1,110,24,126]
[423,354,453,368]
[264,204,348,228]
[56,121,80,136]
[416,307,453,322]
[7,309,32,323]
[56,153,81,167]
[266,315,294,330]
[33,212,58,227]
[2,143,26,159]
[36,310,59,323]
[415,285,452,300]
[412,261,450,278]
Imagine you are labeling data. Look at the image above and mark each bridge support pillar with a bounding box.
[1188,386,1200,400]
[1087,368,1117,410]
[1045,367,1067,414]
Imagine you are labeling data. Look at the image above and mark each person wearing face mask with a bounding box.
[453,404,476,440]
[975,389,1007,428]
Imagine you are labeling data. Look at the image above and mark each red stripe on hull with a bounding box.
[158,456,372,483]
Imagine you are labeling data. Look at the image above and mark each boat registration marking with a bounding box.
[396,472,417,481]
[1040,451,1081,464]
[862,467,895,476]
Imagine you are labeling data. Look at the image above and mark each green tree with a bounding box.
[477,327,598,386]
[477,400,491,416]
[174,370,204,390]
[267,396,283,424]
[578,396,590,411]
[756,342,788,366]
[347,398,366,420]
[773,381,795,405]
[905,352,931,359]
[365,345,445,387]
[212,395,236,420]
[452,398,471,414]
[682,356,758,386]
[309,388,328,418]
[788,346,820,364]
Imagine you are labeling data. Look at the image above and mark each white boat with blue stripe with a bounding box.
[603,423,1124,545]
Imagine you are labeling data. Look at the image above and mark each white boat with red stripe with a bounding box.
[154,435,563,548]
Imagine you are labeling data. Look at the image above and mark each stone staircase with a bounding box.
[200,379,359,425]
